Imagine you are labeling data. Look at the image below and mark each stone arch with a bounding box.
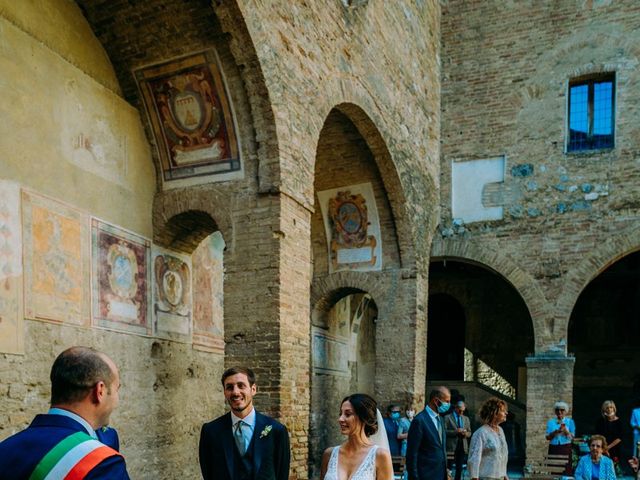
[152,187,234,254]
[555,223,640,339]
[430,237,552,352]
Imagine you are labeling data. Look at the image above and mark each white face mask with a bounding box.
[406,410,415,420]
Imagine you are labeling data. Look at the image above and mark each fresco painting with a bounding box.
[0,181,23,354]
[23,190,90,326]
[92,219,151,335]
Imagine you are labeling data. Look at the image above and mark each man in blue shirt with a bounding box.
[0,346,130,479]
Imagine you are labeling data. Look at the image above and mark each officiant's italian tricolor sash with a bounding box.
[28,431,121,480]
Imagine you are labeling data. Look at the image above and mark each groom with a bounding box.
[199,366,290,480]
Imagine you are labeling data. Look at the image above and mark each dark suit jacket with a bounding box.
[444,413,471,454]
[96,426,120,451]
[199,411,290,480]
[0,414,129,480]
[406,408,447,480]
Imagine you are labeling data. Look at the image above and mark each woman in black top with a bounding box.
[595,400,623,463]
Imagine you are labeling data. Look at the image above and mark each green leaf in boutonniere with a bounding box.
[260,425,273,439]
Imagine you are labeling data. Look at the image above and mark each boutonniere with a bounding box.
[260,425,273,438]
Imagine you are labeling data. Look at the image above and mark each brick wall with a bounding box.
[441,0,640,466]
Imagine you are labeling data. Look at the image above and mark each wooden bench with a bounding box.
[526,453,571,480]
[392,455,406,480]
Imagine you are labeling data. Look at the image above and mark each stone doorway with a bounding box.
[309,290,378,479]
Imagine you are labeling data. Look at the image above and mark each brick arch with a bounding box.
[77,0,282,192]
[213,1,282,192]
[152,187,234,254]
[314,100,419,271]
[555,223,640,339]
[311,75,439,271]
[311,271,392,320]
[430,237,552,352]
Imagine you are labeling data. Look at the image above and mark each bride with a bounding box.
[320,393,394,480]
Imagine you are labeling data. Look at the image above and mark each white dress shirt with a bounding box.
[48,407,97,438]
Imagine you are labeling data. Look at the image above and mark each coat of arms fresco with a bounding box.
[135,50,241,187]
[317,183,382,273]
[152,246,192,343]
[92,219,151,335]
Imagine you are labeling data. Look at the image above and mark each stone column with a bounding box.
[525,353,575,466]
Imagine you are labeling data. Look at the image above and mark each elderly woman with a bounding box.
[467,397,509,480]
[595,400,623,464]
[575,434,616,480]
[545,401,575,474]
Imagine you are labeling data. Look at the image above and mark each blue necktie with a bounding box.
[235,421,247,455]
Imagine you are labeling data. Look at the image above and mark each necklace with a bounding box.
[488,423,500,432]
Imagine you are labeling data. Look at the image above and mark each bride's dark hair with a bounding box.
[342,393,378,436]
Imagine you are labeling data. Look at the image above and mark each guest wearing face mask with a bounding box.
[406,386,451,480]
[545,401,575,474]
[594,400,623,465]
[384,404,404,456]
[398,408,414,457]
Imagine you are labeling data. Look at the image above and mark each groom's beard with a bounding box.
[229,396,253,413]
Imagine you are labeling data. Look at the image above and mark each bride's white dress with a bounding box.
[324,445,378,480]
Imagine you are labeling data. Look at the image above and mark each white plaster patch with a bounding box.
[452,157,505,223]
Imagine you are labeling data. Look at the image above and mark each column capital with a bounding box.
[525,353,575,366]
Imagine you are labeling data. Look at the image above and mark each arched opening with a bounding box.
[155,210,219,253]
[309,104,410,478]
[155,209,226,352]
[568,250,640,457]
[427,293,465,381]
[309,290,378,479]
[428,259,533,468]
[311,107,402,277]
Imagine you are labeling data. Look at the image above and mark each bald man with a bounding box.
[0,346,130,479]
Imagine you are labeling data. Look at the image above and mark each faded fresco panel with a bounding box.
[192,232,224,352]
[152,246,192,343]
[22,190,90,326]
[92,219,151,335]
[135,50,242,188]
[311,327,349,376]
[317,182,383,273]
[0,181,23,354]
